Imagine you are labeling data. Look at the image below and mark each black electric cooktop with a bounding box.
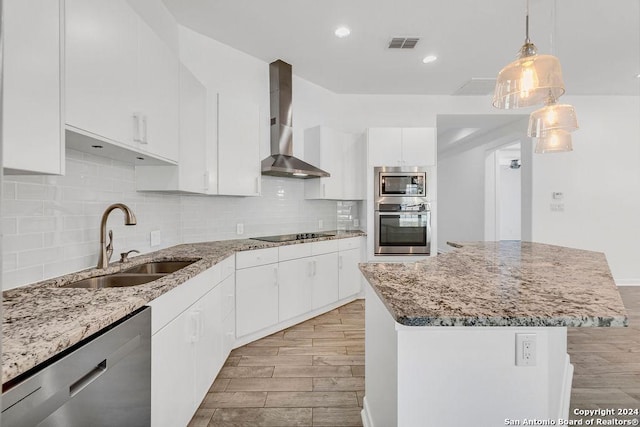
[251,232,336,243]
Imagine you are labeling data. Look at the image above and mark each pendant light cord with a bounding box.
[525,0,530,43]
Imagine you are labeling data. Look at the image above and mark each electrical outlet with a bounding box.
[318,219,324,229]
[516,333,537,366]
[150,230,161,247]
[236,223,244,235]
[353,219,360,227]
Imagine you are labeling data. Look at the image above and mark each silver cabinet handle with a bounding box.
[141,115,148,144]
[133,113,142,142]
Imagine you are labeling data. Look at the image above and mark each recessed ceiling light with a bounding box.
[334,26,351,38]
[422,55,438,64]
[636,73,640,78]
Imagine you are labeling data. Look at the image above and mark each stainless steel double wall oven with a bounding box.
[374,166,431,255]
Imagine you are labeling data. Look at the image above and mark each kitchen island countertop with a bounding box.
[2,230,365,385]
[359,241,628,327]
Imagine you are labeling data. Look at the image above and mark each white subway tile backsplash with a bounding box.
[3,266,44,289]
[17,247,62,269]
[2,200,44,217]
[3,218,18,235]
[2,149,340,289]
[3,182,16,199]
[3,253,18,271]
[16,183,60,200]
[4,233,43,253]
[17,216,59,234]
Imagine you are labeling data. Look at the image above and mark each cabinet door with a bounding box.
[137,19,179,162]
[342,133,366,200]
[322,128,344,199]
[368,128,402,166]
[194,285,223,405]
[236,263,279,337]
[311,252,339,310]
[278,257,313,322]
[3,0,64,175]
[151,308,195,427]
[179,65,208,192]
[339,248,362,299]
[401,128,436,166]
[66,0,138,146]
[218,96,261,196]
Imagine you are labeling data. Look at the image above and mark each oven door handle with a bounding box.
[375,211,430,215]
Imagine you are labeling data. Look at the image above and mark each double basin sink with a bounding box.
[61,260,197,289]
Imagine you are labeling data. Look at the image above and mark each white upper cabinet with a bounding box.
[304,126,366,200]
[136,65,208,193]
[368,127,436,167]
[3,0,64,175]
[66,0,138,148]
[135,19,179,161]
[217,96,261,196]
[65,0,178,163]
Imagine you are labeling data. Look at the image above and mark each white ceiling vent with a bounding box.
[452,78,497,96]
[388,37,420,49]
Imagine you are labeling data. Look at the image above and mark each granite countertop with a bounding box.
[359,241,628,328]
[2,230,365,386]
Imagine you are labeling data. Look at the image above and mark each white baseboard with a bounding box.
[616,281,640,287]
[361,396,374,427]
[233,294,360,348]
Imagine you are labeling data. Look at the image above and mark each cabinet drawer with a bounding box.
[312,239,339,255]
[236,247,278,269]
[219,255,235,279]
[338,237,361,251]
[279,243,312,262]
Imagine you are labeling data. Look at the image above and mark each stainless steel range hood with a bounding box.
[261,60,329,179]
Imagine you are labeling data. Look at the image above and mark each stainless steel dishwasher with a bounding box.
[2,306,151,427]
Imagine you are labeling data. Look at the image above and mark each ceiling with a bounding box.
[162,0,640,96]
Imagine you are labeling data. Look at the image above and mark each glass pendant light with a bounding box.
[534,129,573,153]
[493,1,565,109]
[528,95,578,137]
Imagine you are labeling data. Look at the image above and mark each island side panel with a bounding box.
[363,283,398,427]
[395,325,571,426]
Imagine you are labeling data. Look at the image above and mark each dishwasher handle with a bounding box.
[69,360,107,397]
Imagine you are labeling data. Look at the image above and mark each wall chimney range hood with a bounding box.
[261,60,329,179]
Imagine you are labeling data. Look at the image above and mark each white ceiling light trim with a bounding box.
[422,55,437,64]
[334,26,351,38]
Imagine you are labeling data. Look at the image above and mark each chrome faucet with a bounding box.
[98,203,137,269]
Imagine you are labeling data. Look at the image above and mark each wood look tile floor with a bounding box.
[189,300,365,427]
[189,288,640,426]
[568,286,640,423]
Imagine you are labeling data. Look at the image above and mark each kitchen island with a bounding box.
[359,241,628,427]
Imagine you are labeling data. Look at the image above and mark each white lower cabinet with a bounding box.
[151,303,195,427]
[149,256,234,427]
[236,263,279,337]
[311,252,339,309]
[278,257,313,322]
[339,248,362,299]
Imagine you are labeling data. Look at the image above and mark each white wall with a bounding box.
[531,96,640,284]
[499,165,521,240]
[437,145,486,249]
